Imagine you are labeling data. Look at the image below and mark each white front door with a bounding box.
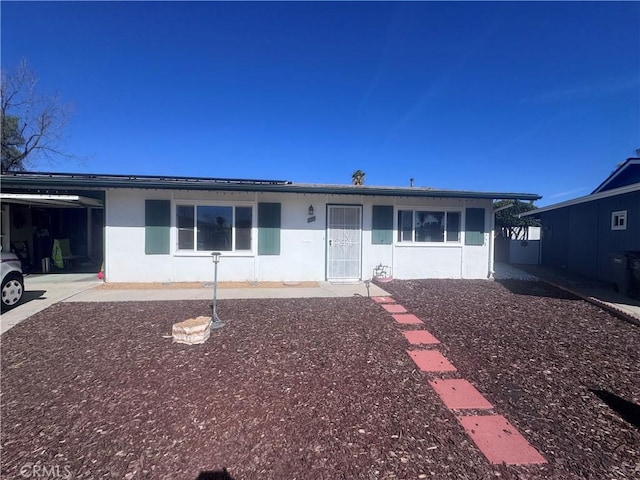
[326,205,362,280]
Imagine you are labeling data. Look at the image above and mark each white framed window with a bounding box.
[397,209,461,243]
[611,210,627,231]
[176,203,254,252]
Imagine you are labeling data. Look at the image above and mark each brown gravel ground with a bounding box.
[1,279,638,480]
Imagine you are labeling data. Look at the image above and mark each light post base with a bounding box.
[210,314,225,330]
[210,251,224,330]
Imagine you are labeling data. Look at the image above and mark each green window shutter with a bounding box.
[372,205,393,244]
[465,208,485,246]
[145,200,171,254]
[258,202,281,255]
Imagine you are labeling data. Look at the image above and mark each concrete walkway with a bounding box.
[1,276,389,335]
[66,281,390,302]
[492,262,539,281]
[4,265,638,335]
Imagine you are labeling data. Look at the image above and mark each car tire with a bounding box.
[1,272,24,311]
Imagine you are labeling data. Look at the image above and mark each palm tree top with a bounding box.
[351,169,365,185]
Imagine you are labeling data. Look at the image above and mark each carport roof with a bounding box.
[1,171,541,201]
[0,193,103,208]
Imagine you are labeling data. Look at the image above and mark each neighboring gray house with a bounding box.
[521,158,640,284]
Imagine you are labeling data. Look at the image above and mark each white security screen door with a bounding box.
[327,205,362,280]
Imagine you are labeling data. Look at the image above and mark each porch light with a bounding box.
[210,252,224,330]
[308,205,314,216]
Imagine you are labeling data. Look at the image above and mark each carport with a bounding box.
[0,191,104,274]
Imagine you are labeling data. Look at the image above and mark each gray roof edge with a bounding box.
[592,157,640,194]
[0,170,292,186]
[520,182,640,217]
[0,171,540,201]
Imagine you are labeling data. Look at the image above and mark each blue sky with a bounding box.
[2,1,638,206]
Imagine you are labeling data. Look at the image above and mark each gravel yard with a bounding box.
[1,279,639,479]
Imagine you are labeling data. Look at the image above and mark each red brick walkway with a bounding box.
[372,295,546,466]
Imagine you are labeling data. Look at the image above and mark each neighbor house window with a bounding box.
[177,204,253,252]
[397,210,461,243]
[611,210,627,231]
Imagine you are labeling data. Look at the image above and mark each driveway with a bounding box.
[0,273,102,335]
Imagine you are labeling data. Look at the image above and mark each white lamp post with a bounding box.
[210,252,224,329]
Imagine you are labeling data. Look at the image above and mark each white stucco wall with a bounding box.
[105,189,174,282]
[104,188,492,282]
[394,245,463,278]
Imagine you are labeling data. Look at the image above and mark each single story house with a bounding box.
[520,157,640,283]
[0,171,539,283]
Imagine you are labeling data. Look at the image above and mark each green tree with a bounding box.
[1,59,74,172]
[1,114,25,168]
[351,169,365,185]
[494,200,539,240]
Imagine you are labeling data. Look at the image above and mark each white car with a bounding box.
[1,251,24,311]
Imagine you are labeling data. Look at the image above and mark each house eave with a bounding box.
[520,183,640,217]
[0,171,541,202]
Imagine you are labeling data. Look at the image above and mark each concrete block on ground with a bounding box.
[172,316,211,345]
